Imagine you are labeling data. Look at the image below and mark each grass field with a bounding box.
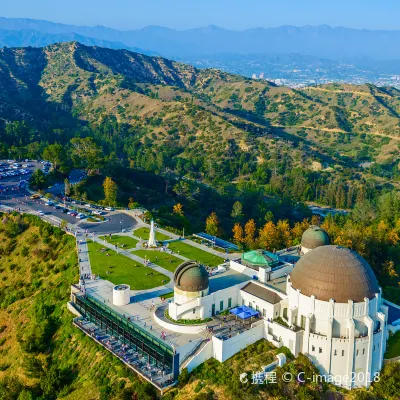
[133,227,171,241]
[167,241,224,267]
[385,331,400,358]
[87,241,170,289]
[99,234,138,249]
[133,249,183,273]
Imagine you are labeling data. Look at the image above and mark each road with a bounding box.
[0,161,138,234]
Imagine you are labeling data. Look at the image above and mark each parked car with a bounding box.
[105,207,114,211]
[38,210,44,216]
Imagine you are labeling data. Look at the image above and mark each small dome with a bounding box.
[301,226,330,250]
[174,261,209,292]
[290,245,380,303]
[242,250,279,268]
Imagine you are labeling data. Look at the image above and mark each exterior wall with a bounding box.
[174,286,209,305]
[170,281,248,320]
[229,260,259,279]
[212,324,265,362]
[113,285,131,306]
[265,320,303,356]
[185,341,214,372]
[285,281,388,389]
[240,290,280,320]
[270,264,293,280]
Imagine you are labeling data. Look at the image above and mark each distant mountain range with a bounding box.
[0,17,399,60]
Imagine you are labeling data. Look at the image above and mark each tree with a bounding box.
[232,223,244,245]
[205,212,221,237]
[231,201,244,221]
[244,219,257,248]
[173,203,184,217]
[128,197,138,209]
[103,177,118,206]
[30,169,46,189]
[70,137,103,174]
[258,221,281,251]
[42,143,68,173]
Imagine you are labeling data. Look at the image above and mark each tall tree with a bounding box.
[173,203,184,217]
[232,223,244,245]
[29,169,46,190]
[70,137,103,175]
[42,143,68,173]
[244,219,257,249]
[231,201,244,221]
[205,211,221,237]
[103,177,118,206]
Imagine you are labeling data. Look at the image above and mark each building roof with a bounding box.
[174,261,209,292]
[242,250,279,268]
[301,226,330,249]
[241,282,282,304]
[290,245,380,303]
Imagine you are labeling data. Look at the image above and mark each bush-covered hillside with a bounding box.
[0,213,157,400]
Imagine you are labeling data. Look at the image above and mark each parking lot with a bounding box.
[0,160,137,234]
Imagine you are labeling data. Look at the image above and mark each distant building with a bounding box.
[252,73,257,80]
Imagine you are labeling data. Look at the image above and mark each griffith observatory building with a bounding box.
[70,226,400,390]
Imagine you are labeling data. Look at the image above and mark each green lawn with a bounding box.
[385,331,400,359]
[133,227,171,242]
[87,241,170,290]
[99,234,138,249]
[133,249,183,273]
[167,241,224,267]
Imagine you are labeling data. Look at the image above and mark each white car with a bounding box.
[84,203,92,208]
[105,207,114,211]
[76,214,86,219]
[38,210,44,216]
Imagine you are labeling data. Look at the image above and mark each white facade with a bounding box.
[113,284,131,306]
[284,279,388,389]
[165,247,392,390]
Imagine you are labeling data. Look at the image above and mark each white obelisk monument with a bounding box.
[148,219,157,247]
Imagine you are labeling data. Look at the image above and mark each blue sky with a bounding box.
[2,0,399,30]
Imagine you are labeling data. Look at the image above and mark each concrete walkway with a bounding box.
[77,232,92,277]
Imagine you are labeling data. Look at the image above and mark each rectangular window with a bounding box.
[342,350,344,356]
[220,300,224,311]
[319,347,322,354]
[249,302,253,309]
[193,309,195,314]
[373,345,375,351]
[363,348,365,355]
[312,346,315,352]
[228,298,232,308]
[242,299,244,306]
[262,309,266,317]
[334,350,337,356]
[300,315,306,329]
[356,349,359,356]
[256,305,260,312]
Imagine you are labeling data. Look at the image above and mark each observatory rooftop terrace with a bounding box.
[71,279,200,349]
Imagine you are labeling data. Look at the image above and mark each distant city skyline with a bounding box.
[2,0,400,31]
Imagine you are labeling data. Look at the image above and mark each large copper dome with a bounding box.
[290,245,379,303]
[174,261,209,292]
[301,226,330,250]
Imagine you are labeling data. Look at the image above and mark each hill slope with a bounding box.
[1,41,400,172]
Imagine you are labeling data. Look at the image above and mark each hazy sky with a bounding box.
[2,0,399,30]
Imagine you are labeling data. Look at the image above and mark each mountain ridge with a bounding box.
[1,17,400,59]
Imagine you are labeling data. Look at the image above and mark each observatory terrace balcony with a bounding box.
[72,293,178,391]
